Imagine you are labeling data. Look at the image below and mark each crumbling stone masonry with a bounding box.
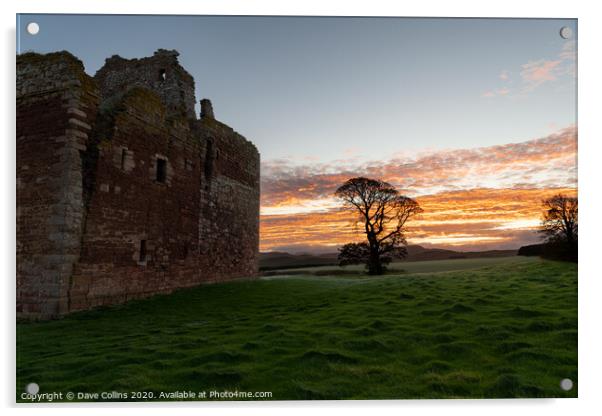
[17,49,260,319]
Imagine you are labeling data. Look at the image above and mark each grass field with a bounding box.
[265,256,531,276]
[16,256,577,401]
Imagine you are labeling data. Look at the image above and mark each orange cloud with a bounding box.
[261,126,577,210]
[559,40,576,62]
[482,87,510,98]
[521,59,562,91]
[260,187,577,253]
[483,41,576,97]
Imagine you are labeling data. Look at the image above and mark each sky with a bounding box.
[17,15,577,253]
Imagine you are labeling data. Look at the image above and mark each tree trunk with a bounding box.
[367,240,383,275]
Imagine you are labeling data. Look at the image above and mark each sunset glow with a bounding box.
[260,126,577,253]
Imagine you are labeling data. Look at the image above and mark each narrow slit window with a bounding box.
[120,148,127,170]
[139,240,147,263]
[182,243,188,259]
[156,158,167,183]
[204,140,214,179]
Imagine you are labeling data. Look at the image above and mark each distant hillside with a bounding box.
[259,245,517,271]
[259,252,338,271]
[403,245,517,262]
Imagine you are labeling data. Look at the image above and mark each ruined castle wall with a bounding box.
[94,49,196,120]
[17,50,260,318]
[69,89,204,310]
[195,118,260,281]
[16,52,98,319]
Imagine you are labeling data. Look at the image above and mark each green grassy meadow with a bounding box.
[16,256,577,401]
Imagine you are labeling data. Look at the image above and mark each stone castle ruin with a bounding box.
[17,49,260,319]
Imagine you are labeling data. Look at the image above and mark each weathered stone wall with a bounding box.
[16,52,99,319]
[194,115,261,282]
[17,50,260,319]
[94,49,196,120]
[69,87,205,310]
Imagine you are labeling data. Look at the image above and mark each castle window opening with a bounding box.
[182,243,189,259]
[204,140,214,179]
[139,240,147,263]
[120,148,127,170]
[156,158,167,183]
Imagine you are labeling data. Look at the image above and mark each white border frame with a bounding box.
[3,1,601,415]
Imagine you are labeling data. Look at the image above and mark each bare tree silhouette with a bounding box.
[541,194,578,244]
[335,177,422,275]
[539,194,578,261]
